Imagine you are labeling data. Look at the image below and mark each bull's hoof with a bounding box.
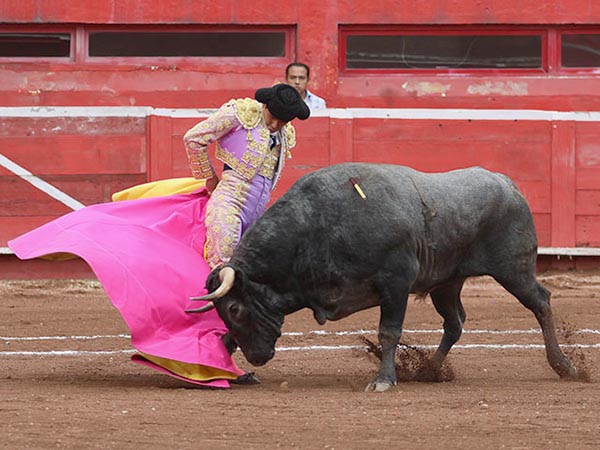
[559,366,579,380]
[364,380,396,392]
[231,372,261,385]
[558,364,589,382]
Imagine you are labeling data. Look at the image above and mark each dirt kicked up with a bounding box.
[1,271,599,450]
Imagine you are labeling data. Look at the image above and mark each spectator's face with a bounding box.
[263,106,287,132]
[286,66,309,98]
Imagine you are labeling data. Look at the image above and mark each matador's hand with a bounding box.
[205,176,219,194]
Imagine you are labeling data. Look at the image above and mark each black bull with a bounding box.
[189,163,581,391]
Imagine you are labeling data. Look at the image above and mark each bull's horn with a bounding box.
[189,266,236,301]
[185,302,215,314]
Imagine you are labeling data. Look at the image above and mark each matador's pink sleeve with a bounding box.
[183,101,239,180]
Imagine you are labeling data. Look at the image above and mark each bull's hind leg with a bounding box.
[495,274,579,380]
[425,280,467,377]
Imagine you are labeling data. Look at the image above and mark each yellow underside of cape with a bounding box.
[139,352,238,382]
[111,177,206,201]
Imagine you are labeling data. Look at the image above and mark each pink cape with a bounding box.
[8,189,244,388]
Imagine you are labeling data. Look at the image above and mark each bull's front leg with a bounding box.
[365,290,409,392]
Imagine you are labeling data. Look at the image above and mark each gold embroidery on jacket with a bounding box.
[282,123,296,159]
[215,145,255,180]
[184,101,239,179]
[234,98,262,129]
[257,144,281,178]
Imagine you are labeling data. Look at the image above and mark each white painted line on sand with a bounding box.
[277,343,600,351]
[0,350,136,356]
[0,334,131,341]
[2,328,600,342]
[1,342,599,357]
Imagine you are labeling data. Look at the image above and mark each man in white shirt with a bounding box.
[285,62,327,110]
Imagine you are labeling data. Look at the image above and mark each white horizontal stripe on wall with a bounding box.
[3,106,600,121]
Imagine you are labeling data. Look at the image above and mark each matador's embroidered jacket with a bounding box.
[184,98,296,191]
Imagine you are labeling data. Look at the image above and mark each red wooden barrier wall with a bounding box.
[2,107,600,277]
[2,109,600,248]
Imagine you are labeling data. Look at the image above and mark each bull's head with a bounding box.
[186,265,283,366]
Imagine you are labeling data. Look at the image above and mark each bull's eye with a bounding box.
[228,303,241,318]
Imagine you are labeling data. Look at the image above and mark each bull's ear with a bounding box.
[206,268,222,292]
[205,265,233,289]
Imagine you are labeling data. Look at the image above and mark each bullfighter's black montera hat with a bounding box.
[255,83,310,122]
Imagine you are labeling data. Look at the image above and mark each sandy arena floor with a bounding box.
[1,271,599,450]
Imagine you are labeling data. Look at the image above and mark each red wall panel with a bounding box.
[576,191,600,216]
[576,216,600,247]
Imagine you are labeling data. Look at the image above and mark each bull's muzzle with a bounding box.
[246,348,276,366]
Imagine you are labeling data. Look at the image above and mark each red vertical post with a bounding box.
[147,114,173,182]
[329,112,354,165]
[551,120,576,247]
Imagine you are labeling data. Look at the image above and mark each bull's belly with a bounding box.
[324,295,380,321]
[312,283,379,323]
[411,278,456,297]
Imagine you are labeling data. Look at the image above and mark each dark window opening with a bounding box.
[0,33,70,57]
[346,34,542,69]
[89,31,286,57]
[561,34,600,67]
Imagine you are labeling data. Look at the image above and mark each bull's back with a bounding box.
[288,163,531,233]
[279,163,536,277]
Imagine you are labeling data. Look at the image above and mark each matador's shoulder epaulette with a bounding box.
[233,98,263,130]
[283,122,296,149]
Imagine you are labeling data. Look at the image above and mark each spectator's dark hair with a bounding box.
[285,62,310,79]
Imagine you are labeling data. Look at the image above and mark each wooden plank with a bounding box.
[514,180,551,214]
[1,216,67,245]
[292,136,331,166]
[576,191,600,216]
[575,122,600,169]
[576,216,600,247]
[0,182,73,217]
[329,118,352,165]
[148,115,172,181]
[0,174,146,215]
[1,135,146,174]
[170,134,199,178]
[532,213,552,247]
[576,168,600,190]
[551,121,576,247]
[352,140,550,181]
[0,255,95,280]
[172,118,208,136]
[353,119,552,143]
[0,117,146,137]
